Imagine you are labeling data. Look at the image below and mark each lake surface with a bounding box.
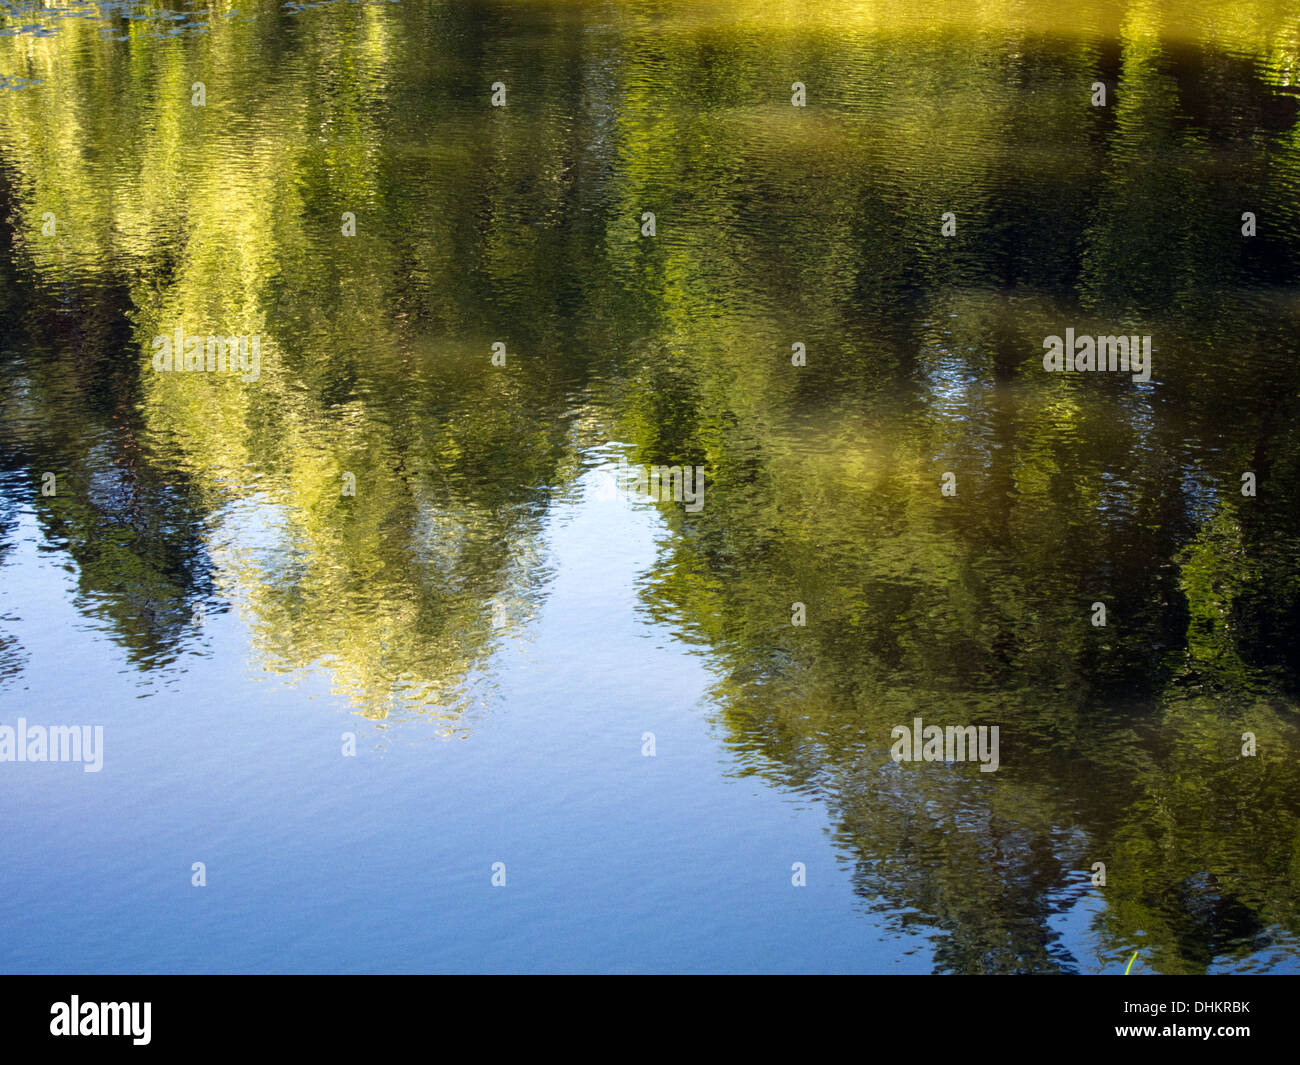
[2,0,1299,974]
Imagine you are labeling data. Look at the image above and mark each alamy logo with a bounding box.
[1043,328,1151,382]
[890,717,1000,772]
[151,326,261,382]
[0,719,103,771]
[50,996,150,1045]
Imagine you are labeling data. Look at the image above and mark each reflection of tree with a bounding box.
[0,158,29,684]
[0,154,217,667]
[0,3,605,715]
[595,11,1300,971]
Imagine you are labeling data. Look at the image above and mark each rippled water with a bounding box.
[1,0,1299,973]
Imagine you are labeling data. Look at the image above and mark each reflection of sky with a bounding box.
[1096,469,1139,521]
[917,322,997,476]
[917,319,987,416]
[1179,464,1222,524]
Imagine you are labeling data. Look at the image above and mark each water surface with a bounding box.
[1,0,1299,973]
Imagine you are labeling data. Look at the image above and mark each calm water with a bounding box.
[2,0,1299,974]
